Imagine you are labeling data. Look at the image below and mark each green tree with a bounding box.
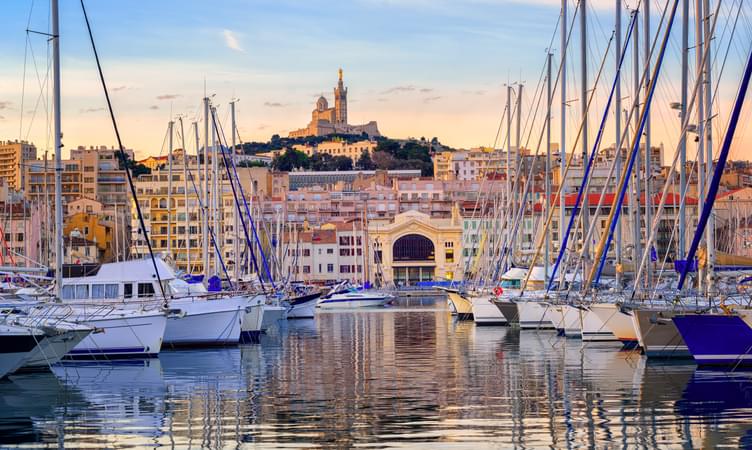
[272,149,310,171]
[237,160,268,168]
[356,150,375,170]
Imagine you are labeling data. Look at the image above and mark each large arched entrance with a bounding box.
[392,234,435,284]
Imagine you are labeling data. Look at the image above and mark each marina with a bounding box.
[1,301,752,448]
[2,0,752,446]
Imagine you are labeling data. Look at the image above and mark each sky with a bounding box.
[0,0,750,161]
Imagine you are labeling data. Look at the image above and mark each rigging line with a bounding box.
[79,0,168,301]
[211,110,271,291]
[544,12,638,293]
[631,0,724,294]
[589,0,679,287]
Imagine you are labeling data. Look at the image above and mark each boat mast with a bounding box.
[545,52,553,283]
[703,0,714,294]
[231,100,239,282]
[695,0,705,293]
[515,82,522,268]
[202,97,210,276]
[180,118,190,272]
[52,0,63,296]
[168,120,174,257]
[643,0,653,287]
[505,84,512,273]
[614,0,623,289]
[212,106,219,276]
[559,0,567,288]
[679,0,689,262]
[631,11,642,290]
[580,0,589,277]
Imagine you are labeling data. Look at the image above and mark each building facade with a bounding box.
[0,140,37,191]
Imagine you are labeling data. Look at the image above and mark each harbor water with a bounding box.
[2,299,752,448]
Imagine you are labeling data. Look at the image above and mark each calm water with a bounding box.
[2,300,752,448]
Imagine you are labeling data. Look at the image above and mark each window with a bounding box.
[446,250,455,263]
[340,265,351,273]
[327,264,334,273]
[75,285,89,300]
[303,249,311,257]
[92,284,106,298]
[62,285,75,300]
[327,248,334,254]
[16,233,23,242]
[303,265,311,274]
[138,283,155,298]
[124,283,134,298]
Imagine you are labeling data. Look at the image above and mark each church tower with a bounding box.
[334,68,348,125]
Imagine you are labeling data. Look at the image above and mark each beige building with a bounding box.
[25,145,133,217]
[368,209,463,285]
[294,139,377,162]
[0,140,37,191]
[433,147,533,181]
[289,69,380,138]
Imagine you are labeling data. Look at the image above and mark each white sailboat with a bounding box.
[0,323,46,378]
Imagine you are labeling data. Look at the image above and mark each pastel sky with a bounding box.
[0,0,749,161]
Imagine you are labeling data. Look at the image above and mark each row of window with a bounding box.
[61,282,155,300]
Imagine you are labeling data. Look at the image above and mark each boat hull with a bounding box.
[0,328,43,378]
[588,303,638,345]
[493,299,520,326]
[471,296,507,325]
[66,309,167,359]
[632,308,690,358]
[581,308,619,342]
[318,297,391,309]
[287,293,321,319]
[673,313,752,365]
[445,291,473,320]
[261,305,287,330]
[241,295,266,342]
[164,298,244,346]
[518,301,555,330]
[22,328,91,368]
[561,305,583,338]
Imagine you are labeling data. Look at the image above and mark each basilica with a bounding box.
[288,69,381,138]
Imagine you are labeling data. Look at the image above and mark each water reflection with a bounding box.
[0,304,751,447]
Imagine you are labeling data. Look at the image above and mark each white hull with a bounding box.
[547,305,566,332]
[241,295,266,340]
[581,308,619,342]
[287,298,318,319]
[318,297,391,309]
[518,301,555,329]
[23,328,92,368]
[471,296,507,325]
[261,305,286,330]
[66,308,167,358]
[0,351,34,379]
[588,303,638,344]
[561,305,583,338]
[164,298,245,346]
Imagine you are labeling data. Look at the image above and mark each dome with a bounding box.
[316,96,328,111]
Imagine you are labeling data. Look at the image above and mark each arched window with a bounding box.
[393,234,434,261]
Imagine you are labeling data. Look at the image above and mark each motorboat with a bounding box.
[438,287,473,319]
[317,289,394,309]
[286,292,321,319]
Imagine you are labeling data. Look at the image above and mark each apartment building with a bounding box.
[24,145,133,218]
[0,140,37,191]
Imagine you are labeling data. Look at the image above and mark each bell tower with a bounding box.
[334,68,348,125]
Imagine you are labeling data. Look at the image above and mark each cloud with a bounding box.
[376,98,388,102]
[223,29,244,52]
[149,105,159,110]
[0,101,11,110]
[80,107,105,113]
[420,88,434,93]
[156,94,181,100]
[381,85,416,94]
[423,96,442,103]
[263,101,287,108]
[256,124,269,130]
[0,115,5,120]
[463,89,486,95]
[112,85,128,91]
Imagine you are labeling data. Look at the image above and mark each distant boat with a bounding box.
[317,288,393,309]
